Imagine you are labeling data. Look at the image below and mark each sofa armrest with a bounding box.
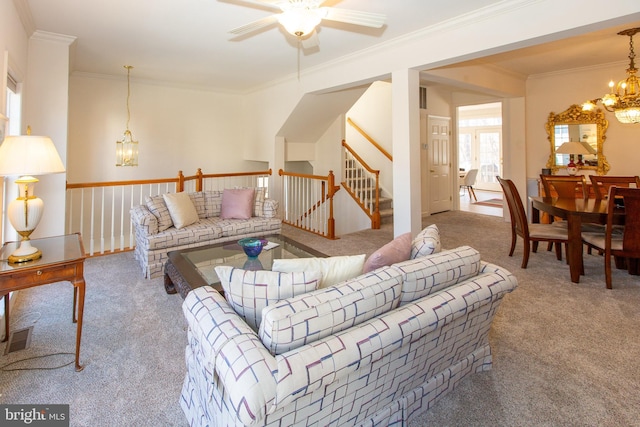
[183,287,277,426]
[261,198,279,218]
[130,205,158,236]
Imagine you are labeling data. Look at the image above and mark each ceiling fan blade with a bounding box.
[320,7,386,28]
[301,30,319,49]
[229,15,279,36]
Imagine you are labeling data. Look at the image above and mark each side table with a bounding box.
[1,233,87,371]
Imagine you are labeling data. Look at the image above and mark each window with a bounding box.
[6,73,21,136]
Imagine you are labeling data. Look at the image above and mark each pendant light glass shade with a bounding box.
[116,65,139,166]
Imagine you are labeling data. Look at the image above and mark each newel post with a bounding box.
[196,168,203,192]
[327,170,337,239]
[177,171,184,192]
[371,170,381,229]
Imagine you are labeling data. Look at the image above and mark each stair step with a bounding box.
[379,197,392,210]
[380,208,394,225]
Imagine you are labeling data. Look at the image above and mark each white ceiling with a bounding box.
[19,0,640,92]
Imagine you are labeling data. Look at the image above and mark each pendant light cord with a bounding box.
[124,65,133,131]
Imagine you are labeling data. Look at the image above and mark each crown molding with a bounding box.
[31,30,77,46]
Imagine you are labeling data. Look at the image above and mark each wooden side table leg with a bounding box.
[74,279,85,372]
[73,286,78,323]
[2,294,8,342]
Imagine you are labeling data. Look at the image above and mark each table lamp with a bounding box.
[555,141,596,175]
[0,128,66,263]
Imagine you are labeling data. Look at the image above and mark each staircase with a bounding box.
[342,158,393,229]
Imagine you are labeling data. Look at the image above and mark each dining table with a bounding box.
[529,196,625,283]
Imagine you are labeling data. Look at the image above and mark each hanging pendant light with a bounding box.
[116,65,139,166]
[583,27,640,124]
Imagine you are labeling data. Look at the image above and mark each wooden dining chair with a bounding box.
[498,176,569,268]
[582,186,640,289]
[539,174,602,254]
[540,174,588,199]
[589,175,640,200]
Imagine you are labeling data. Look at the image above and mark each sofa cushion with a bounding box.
[272,254,366,288]
[188,192,207,219]
[215,266,323,331]
[209,217,283,238]
[363,232,411,273]
[411,224,441,258]
[259,266,403,355]
[203,190,223,218]
[145,218,224,250]
[163,192,199,229]
[221,188,255,220]
[145,195,174,232]
[392,245,481,305]
[254,187,266,217]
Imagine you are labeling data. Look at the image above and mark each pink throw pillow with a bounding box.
[220,188,255,219]
[363,232,411,273]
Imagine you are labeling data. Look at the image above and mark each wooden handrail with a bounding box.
[342,141,380,175]
[347,117,392,161]
[66,175,180,190]
[67,169,273,192]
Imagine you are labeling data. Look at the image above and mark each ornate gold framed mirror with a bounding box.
[545,104,609,175]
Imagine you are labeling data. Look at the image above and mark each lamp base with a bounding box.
[8,240,42,264]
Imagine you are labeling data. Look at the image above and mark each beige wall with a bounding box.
[526,63,640,179]
[68,75,259,183]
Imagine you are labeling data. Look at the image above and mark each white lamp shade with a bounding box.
[0,135,66,176]
[555,140,596,155]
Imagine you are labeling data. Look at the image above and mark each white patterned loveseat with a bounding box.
[131,188,281,279]
[180,239,518,426]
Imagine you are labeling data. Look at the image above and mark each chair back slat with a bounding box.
[591,175,640,200]
[540,175,587,199]
[498,177,528,238]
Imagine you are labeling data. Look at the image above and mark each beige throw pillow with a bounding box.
[162,192,199,229]
[272,254,366,288]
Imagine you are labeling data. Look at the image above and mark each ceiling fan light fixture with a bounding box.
[278,9,322,37]
[583,27,640,124]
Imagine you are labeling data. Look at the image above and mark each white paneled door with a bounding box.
[423,114,452,214]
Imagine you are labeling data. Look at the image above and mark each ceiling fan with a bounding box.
[228,0,386,48]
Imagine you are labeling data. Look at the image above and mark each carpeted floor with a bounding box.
[1,211,639,426]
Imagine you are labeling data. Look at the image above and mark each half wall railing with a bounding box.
[278,169,339,239]
[65,169,272,256]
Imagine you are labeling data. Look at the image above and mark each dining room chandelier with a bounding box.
[582,27,640,124]
[116,65,139,166]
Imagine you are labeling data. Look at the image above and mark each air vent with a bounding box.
[4,326,33,355]
[419,86,427,110]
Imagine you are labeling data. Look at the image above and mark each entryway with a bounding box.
[457,102,503,217]
[459,188,503,217]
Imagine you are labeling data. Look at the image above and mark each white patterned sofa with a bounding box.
[180,242,518,426]
[131,188,281,278]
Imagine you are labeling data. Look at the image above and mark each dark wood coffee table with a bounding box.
[164,235,326,298]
